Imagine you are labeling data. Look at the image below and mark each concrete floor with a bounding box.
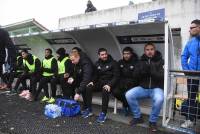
[0,90,181,134]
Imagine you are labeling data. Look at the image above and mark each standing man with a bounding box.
[113,47,138,115]
[0,28,16,88]
[126,43,164,132]
[34,48,58,103]
[181,19,200,128]
[85,48,119,123]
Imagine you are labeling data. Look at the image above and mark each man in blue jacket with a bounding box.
[181,19,200,128]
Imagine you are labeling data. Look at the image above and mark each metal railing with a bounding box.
[163,70,200,134]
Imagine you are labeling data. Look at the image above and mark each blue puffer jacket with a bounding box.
[181,36,200,70]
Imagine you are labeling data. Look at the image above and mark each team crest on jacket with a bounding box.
[97,66,101,70]
[120,64,123,68]
[130,66,134,69]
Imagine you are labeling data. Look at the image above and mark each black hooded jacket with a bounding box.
[24,54,41,74]
[0,28,16,66]
[85,1,97,13]
[118,53,138,88]
[93,55,119,88]
[42,55,58,76]
[133,51,164,89]
[72,52,93,94]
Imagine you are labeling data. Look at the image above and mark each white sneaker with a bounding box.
[181,120,194,128]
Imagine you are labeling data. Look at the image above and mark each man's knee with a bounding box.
[125,88,137,101]
[154,93,164,104]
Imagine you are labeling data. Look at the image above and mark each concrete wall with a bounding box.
[59,0,200,48]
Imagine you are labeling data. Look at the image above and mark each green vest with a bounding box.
[23,55,37,73]
[42,57,54,76]
[58,57,69,74]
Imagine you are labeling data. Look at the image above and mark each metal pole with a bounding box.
[162,21,169,126]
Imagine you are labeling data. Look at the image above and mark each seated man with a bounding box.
[51,48,72,100]
[86,48,119,123]
[34,48,58,103]
[16,49,41,101]
[69,51,93,117]
[125,43,164,132]
[113,47,138,115]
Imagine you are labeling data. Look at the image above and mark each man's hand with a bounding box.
[103,85,111,92]
[87,82,94,87]
[74,93,80,101]
[67,77,74,84]
[64,73,69,78]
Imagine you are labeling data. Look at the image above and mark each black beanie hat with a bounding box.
[56,48,66,56]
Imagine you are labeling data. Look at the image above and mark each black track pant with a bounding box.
[2,71,22,89]
[34,76,53,100]
[112,87,129,108]
[50,75,66,98]
[86,82,117,114]
[62,82,76,99]
[14,73,40,95]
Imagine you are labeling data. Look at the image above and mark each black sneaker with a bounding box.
[149,122,157,132]
[129,117,144,126]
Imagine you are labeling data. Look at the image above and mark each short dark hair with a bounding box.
[21,49,28,54]
[144,42,155,50]
[72,47,82,52]
[191,19,200,25]
[45,48,52,54]
[98,48,107,54]
[123,47,133,54]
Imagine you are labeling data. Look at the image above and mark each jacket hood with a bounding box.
[45,55,53,59]
[25,54,34,64]
[58,55,68,61]
[123,52,138,63]
[141,51,162,62]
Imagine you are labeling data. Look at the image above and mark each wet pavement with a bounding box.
[0,91,178,134]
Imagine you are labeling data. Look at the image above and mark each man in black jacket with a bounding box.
[69,51,93,117]
[34,48,58,103]
[125,43,164,132]
[85,0,97,13]
[113,47,138,115]
[15,49,41,101]
[0,28,16,88]
[84,48,119,123]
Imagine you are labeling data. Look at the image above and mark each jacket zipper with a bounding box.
[148,59,152,89]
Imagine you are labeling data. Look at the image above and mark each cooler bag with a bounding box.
[56,99,80,117]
